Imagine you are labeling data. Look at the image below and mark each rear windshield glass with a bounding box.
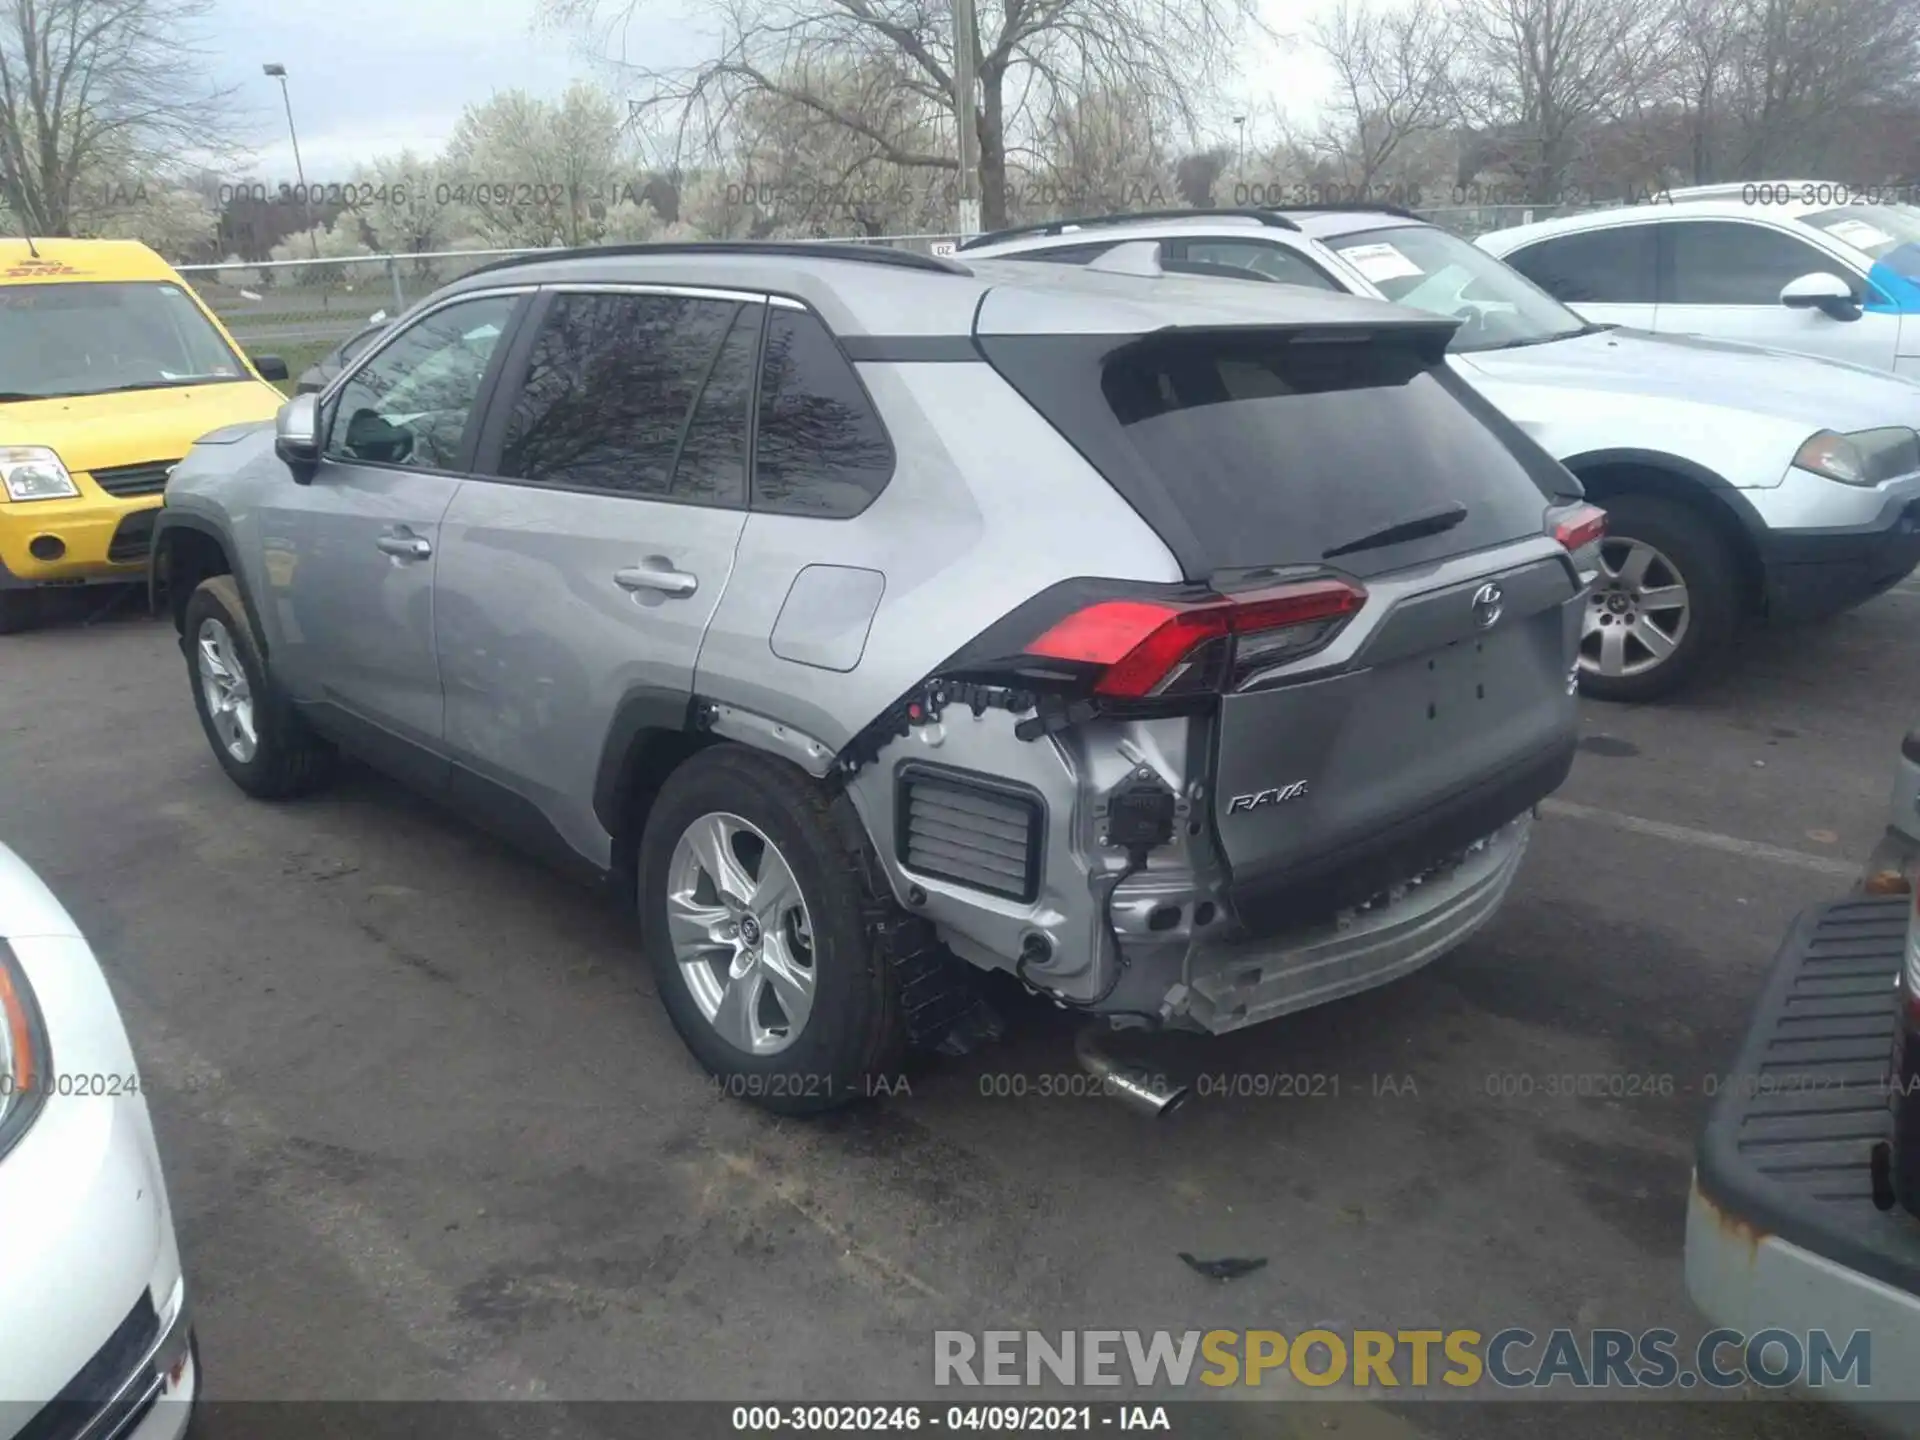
[982,329,1572,581]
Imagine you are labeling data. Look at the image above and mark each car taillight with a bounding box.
[1552,503,1607,552]
[1023,578,1367,698]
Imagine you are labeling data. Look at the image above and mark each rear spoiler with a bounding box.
[1108,317,1461,373]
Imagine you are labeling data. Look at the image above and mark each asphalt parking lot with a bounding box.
[5,580,1917,1439]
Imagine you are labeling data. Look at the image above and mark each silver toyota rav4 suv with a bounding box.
[153,241,1598,1113]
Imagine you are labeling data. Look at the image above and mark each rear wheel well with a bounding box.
[158,529,234,636]
[1569,462,1764,614]
[606,728,726,893]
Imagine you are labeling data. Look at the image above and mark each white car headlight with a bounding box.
[0,446,79,502]
[0,942,51,1159]
[1794,427,1920,487]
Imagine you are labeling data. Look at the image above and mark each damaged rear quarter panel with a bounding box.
[690,358,1180,757]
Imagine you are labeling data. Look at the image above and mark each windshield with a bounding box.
[1323,225,1593,353]
[0,281,247,400]
[1803,205,1920,280]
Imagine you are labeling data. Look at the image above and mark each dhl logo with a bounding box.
[4,259,82,277]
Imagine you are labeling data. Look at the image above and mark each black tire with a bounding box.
[183,576,336,798]
[1577,493,1740,704]
[639,744,905,1115]
[0,588,37,634]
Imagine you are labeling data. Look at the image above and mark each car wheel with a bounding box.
[639,744,905,1115]
[183,576,336,798]
[0,589,38,634]
[1577,494,1739,703]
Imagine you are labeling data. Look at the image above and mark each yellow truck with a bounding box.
[0,239,288,632]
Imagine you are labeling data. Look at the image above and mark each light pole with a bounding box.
[1234,115,1247,171]
[263,64,322,264]
[951,0,980,238]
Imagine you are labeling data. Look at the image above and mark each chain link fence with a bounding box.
[179,206,1589,370]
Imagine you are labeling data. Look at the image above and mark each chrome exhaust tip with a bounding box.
[1074,1024,1190,1119]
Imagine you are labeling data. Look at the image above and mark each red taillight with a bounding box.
[1025,579,1366,698]
[1553,503,1607,551]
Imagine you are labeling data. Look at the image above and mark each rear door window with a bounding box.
[751,308,894,517]
[495,291,744,499]
[1506,226,1658,303]
[982,329,1569,581]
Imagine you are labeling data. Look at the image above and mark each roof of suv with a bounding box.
[962,206,1430,256]
[431,239,1439,340]
[1476,195,1851,252]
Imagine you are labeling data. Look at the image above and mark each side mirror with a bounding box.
[250,353,291,382]
[1780,272,1862,322]
[274,393,321,482]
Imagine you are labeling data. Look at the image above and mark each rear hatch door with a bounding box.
[979,308,1585,931]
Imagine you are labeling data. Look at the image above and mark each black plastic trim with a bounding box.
[838,335,982,363]
[894,760,1047,904]
[592,686,701,835]
[1221,733,1576,933]
[447,765,606,889]
[1904,728,1920,766]
[147,510,273,656]
[1695,897,1917,1293]
[300,702,609,887]
[298,700,451,798]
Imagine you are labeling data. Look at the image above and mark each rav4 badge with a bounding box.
[1226,781,1310,815]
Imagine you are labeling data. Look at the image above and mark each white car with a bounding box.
[1476,182,1920,378]
[0,841,196,1438]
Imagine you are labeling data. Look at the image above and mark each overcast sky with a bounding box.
[203,0,1331,183]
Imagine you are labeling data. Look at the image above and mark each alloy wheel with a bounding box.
[196,617,258,763]
[666,812,817,1056]
[1581,536,1691,679]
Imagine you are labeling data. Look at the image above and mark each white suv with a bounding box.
[1476,183,1920,378]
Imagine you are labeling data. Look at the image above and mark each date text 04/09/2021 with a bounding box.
[730,1404,1173,1432]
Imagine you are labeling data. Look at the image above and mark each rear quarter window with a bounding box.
[752,308,894,518]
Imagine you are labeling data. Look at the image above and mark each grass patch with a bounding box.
[265,339,336,396]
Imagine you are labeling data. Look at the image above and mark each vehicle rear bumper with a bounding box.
[0,496,160,588]
[1685,1179,1920,1416]
[1760,500,1920,623]
[1687,897,1920,1416]
[1179,813,1530,1034]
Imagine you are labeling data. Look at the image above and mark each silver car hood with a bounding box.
[1451,327,1920,488]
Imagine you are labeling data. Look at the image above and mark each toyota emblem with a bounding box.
[1471,581,1504,629]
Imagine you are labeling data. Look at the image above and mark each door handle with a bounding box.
[377,532,432,561]
[614,562,698,598]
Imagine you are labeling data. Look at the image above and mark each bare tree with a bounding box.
[1719,0,1920,176]
[0,0,238,235]
[545,0,1267,230]
[1450,0,1674,203]
[1309,0,1459,191]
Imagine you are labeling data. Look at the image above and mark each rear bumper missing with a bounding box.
[1176,814,1530,1034]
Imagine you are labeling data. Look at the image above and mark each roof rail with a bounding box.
[1274,202,1426,222]
[459,239,971,281]
[1660,180,1829,200]
[957,208,1301,251]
